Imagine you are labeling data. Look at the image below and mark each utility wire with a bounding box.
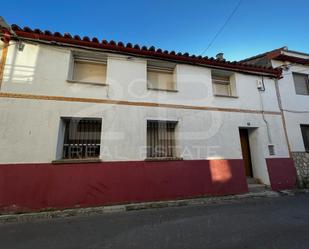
[201,0,243,55]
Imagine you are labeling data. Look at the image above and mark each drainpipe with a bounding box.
[274,78,292,157]
[258,76,272,145]
[0,28,11,91]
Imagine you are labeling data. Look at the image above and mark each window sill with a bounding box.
[214,94,238,98]
[295,93,309,96]
[67,79,108,86]
[147,87,178,93]
[52,158,102,164]
[145,157,183,162]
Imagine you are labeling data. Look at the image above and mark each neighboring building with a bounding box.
[0,24,296,213]
[242,47,309,188]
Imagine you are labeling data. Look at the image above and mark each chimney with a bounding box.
[216,53,224,60]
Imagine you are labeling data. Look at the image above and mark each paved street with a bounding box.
[1,194,309,249]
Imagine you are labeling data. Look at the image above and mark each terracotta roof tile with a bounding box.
[8,24,282,77]
[63,33,72,39]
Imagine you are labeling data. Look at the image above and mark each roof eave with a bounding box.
[9,27,281,78]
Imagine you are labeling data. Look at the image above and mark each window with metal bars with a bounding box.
[62,118,102,159]
[147,120,177,158]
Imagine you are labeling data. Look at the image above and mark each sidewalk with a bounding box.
[1,189,308,224]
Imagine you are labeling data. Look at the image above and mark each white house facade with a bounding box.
[242,47,309,188]
[0,25,296,213]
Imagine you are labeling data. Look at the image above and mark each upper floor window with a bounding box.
[212,70,237,97]
[300,124,309,152]
[147,120,177,159]
[68,51,107,85]
[62,118,102,159]
[147,60,176,91]
[293,73,309,95]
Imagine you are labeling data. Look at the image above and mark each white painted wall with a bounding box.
[272,59,309,152]
[0,41,292,185]
[2,42,280,112]
[284,112,309,152]
[0,97,289,184]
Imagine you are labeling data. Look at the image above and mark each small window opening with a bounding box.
[268,144,275,156]
[147,120,177,158]
[62,118,102,159]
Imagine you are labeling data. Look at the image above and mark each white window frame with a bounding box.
[67,51,108,86]
[147,60,177,92]
[211,70,238,98]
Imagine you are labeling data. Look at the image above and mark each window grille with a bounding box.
[147,120,177,158]
[62,118,102,159]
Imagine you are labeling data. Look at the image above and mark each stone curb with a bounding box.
[0,189,306,224]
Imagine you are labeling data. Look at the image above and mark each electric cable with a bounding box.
[201,0,243,55]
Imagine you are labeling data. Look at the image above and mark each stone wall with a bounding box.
[292,152,309,188]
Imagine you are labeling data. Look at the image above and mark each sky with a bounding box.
[2,0,309,61]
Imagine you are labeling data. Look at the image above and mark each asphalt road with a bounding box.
[1,194,309,249]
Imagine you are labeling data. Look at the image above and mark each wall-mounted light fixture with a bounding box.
[18,42,25,51]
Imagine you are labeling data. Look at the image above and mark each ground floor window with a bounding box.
[147,120,177,158]
[62,118,102,159]
[300,125,309,152]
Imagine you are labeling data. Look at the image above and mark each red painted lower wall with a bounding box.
[0,159,248,213]
[266,158,297,191]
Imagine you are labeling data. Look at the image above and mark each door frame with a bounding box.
[239,128,254,178]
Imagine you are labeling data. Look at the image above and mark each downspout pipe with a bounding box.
[0,28,11,90]
[274,78,292,157]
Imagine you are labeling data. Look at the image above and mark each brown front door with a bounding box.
[239,128,253,177]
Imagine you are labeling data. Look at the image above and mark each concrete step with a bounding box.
[247,177,260,184]
[248,183,267,193]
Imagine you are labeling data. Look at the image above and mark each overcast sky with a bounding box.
[2,0,309,61]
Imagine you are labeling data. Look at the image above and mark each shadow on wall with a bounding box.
[3,43,69,91]
[3,43,39,86]
[0,159,248,214]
